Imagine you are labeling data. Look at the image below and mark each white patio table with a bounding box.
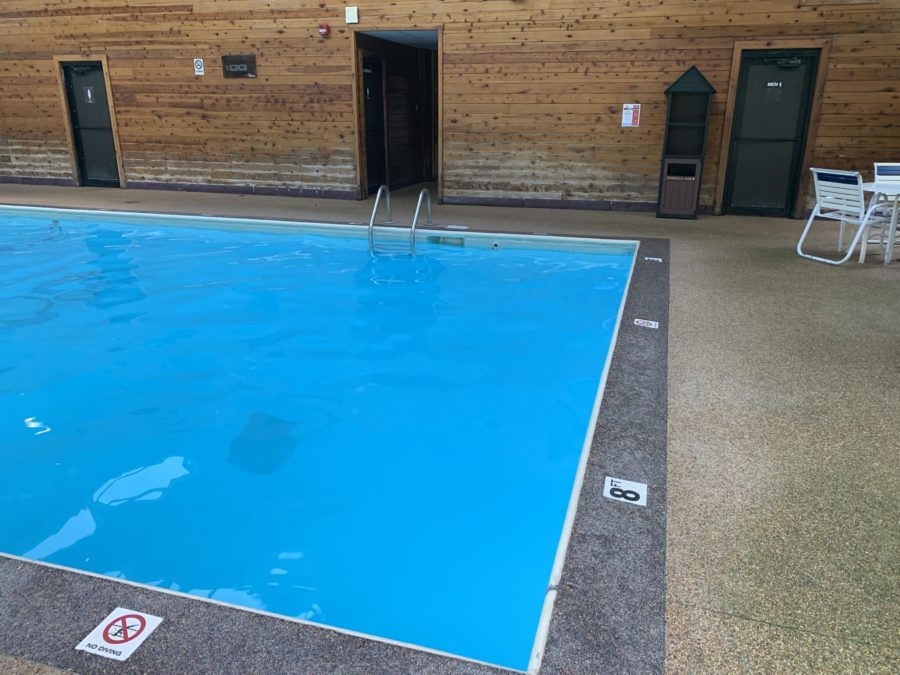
[862,181,899,265]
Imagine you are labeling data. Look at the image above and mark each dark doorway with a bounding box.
[356,31,438,196]
[62,61,120,187]
[363,58,387,193]
[723,49,819,216]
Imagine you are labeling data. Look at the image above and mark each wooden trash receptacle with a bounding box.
[656,66,715,219]
[659,159,701,216]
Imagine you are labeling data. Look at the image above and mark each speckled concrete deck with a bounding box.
[1,183,898,674]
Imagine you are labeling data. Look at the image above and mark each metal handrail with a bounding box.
[409,188,432,254]
[367,185,393,254]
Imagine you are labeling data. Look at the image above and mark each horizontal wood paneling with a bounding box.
[0,0,898,208]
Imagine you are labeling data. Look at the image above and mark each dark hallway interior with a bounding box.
[357,31,438,195]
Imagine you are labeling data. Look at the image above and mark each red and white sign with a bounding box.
[621,103,641,127]
[76,607,162,661]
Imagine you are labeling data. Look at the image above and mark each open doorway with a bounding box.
[355,31,438,197]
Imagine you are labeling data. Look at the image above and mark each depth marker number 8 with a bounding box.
[609,487,640,502]
[603,476,647,506]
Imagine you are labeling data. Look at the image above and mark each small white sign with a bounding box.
[193,58,204,76]
[76,607,162,661]
[621,103,641,127]
[603,476,647,506]
[345,6,359,23]
[634,318,659,329]
[643,256,663,263]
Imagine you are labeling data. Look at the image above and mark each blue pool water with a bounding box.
[0,208,635,670]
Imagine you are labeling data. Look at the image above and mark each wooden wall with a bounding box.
[1,0,898,210]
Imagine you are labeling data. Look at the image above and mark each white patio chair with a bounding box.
[874,162,900,185]
[865,162,900,261]
[796,168,889,265]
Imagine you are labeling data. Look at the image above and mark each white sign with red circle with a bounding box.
[76,607,162,661]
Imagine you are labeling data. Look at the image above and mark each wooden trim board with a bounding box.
[351,33,365,199]
[436,26,444,202]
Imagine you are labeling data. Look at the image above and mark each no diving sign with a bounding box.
[76,607,162,660]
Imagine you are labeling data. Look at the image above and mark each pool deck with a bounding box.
[1,183,898,673]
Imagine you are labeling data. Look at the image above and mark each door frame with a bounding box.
[53,54,126,188]
[713,39,830,218]
[351,27,443,201]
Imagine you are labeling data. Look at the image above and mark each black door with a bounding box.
[363,59,387,193]
[723,50,818,216]
[62,62,120,187]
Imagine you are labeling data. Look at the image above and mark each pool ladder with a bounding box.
[368,186,432,255]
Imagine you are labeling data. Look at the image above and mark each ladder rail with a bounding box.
[409,188,432,254]
[367,185,393,254]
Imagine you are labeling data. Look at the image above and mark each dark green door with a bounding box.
[723,50,818,216]
[62,62,120,187]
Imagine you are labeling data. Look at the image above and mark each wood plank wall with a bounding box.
[1,0,898,209]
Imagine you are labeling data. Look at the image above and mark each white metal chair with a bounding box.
[874,162,900,185]
[865,162,900,262]
[796,168,889,265]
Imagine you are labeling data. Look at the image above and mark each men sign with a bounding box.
[76,607,162,661]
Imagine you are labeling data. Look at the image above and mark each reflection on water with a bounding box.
[22,458,190,560]
[84,229,147,310]
[0,219,65,251]
[354,253,445,358]
[0,295,56,329]
[23,508,96,560]
[93,456,189,506]
[23,416,51,435]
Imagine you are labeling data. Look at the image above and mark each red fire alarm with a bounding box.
[318,23,330,37]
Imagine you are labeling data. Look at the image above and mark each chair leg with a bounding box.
[800,207,880,265]
[797,209,820,258]
[838,219,846,252]
[859,224,870,263]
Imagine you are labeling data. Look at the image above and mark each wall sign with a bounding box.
[621,103,641,127]
[222,55,256,78]
[193,58,204,76]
